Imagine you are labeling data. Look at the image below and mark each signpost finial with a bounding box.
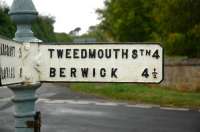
[9,0,41,43]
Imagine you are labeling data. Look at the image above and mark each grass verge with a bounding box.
[70,83,200,109]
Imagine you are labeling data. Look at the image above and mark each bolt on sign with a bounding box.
[0,38,23,86]
[39,43,163,83]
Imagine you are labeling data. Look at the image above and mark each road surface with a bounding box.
[0,83,199,132]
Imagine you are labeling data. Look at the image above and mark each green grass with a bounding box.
[70,83,200,108]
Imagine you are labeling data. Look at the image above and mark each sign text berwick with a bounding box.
[39,43,163,83]
[0,39,164,86]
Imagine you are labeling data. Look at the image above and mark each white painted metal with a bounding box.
[21,43,40,84]
[0,38,23,86]
[39,44,163,83]
[0,41,164,85]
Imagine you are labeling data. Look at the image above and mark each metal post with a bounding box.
[9,0,41,43]
[8,0,42,131]
[9,84,41,132]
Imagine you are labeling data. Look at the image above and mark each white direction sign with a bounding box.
[39,43,163,83]
[0,38,23,86]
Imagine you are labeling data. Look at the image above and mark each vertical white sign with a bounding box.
[0,38,23,86]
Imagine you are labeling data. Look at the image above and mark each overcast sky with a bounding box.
[4,0,105,34]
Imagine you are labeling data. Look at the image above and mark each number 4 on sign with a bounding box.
[142,68,150,78]
[152,50,160,59]
[142,68,158,79]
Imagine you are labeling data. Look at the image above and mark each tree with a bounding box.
[79,25,108,42]
[98,0,200,57]
[0,2,58,42]
[0,3,16,39]
[154,0,200,57]
[69,27,81,36]
[74,27,81,36]
[32,15,57,42]
[97,0,156,42]
[0,2,74,43]
[55,32,73,42]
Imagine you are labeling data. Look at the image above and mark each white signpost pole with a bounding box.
[7,0,42,132]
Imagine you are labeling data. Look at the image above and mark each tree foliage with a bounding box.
[153,0,200,57]
[81,25,108,42]
[1,1,200,57]
[32,16,56,42]
[98,0,200,57]
[55,32,73,42]
[0,4,16,38]
[97,0,156,42]
[0,2,72,43]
